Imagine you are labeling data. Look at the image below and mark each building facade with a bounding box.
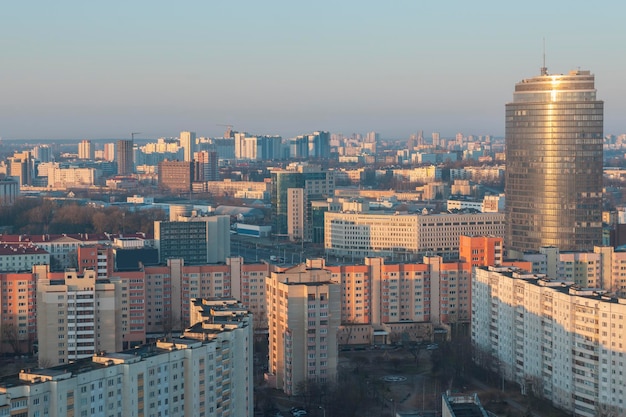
[0,300,253,417]
[472,266,626,417]
[116,139,134,175]
[271,164,335,239]
[265,261,341,395]
[179,131,196,162]
[37,269,122,366]
[158,160,194,193]
[78,139,94,160]
[505,69,603,255]
[154,216,230,265]
[324,211,505,260]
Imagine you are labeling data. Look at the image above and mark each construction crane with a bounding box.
[131,132,141,141]
[216,124,234,138]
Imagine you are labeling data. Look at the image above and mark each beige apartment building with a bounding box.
[37,269,122,366]
[265,260,341,395]
[473,266,626,417]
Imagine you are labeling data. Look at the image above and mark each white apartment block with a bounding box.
[324,211,504,260]
[0,303,253,417]
[266,261,341,395]
[49,165,99,188]
[0,244,50,272]
[37,269,123,366]
[473,266,626,417]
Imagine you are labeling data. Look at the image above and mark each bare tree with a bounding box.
[1,323,21,354]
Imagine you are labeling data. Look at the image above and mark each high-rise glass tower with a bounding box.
[505,69,603,255]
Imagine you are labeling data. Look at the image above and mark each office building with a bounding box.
[180,130,196,162]
[158,160,194,193]
[0,300,254,417]
[78,139,94,160]
[154,215,230,264]
[324,211,505,260]
[116,139,134,175]
[506,69,603,255]
[271,163,335,240]
[265,260,341,395]
[472,265,626,417]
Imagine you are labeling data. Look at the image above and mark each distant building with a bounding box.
[179,130,196,162]
[195,150,219,181]
[271,163,335,240]
[78,139,94,160]
[154,215,230,264]
[7,151,34,187]
[234,132,282,161]
[0,176,18,206]
[158,159,194,193]
[103,142,116,162]
[116,139,134,175]
[32,145,52,162]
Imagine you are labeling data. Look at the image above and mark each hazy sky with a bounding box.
[2,1,626,140]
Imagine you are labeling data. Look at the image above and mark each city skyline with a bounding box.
[2,1,626,140]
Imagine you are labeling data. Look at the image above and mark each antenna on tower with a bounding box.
[540,38,548,76]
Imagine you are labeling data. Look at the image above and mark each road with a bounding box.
[231,235,325,265]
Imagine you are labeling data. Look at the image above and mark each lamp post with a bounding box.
[318,405,326,417]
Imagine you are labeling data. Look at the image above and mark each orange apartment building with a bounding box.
[0,272,37,354]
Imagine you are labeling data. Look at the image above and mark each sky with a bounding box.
[2,1,626,141]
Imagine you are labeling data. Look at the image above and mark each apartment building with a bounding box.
[265,260,341,395]
[0,271,37,354]
[77,245,114,278]
[472,266,626,417]
[37,269,123,366]
[0,299,253,417]
[520,246,626,296]
[324,211,505,260]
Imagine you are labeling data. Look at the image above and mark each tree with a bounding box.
[2,323,21,354]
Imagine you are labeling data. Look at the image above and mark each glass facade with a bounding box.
[505,70,603,253]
